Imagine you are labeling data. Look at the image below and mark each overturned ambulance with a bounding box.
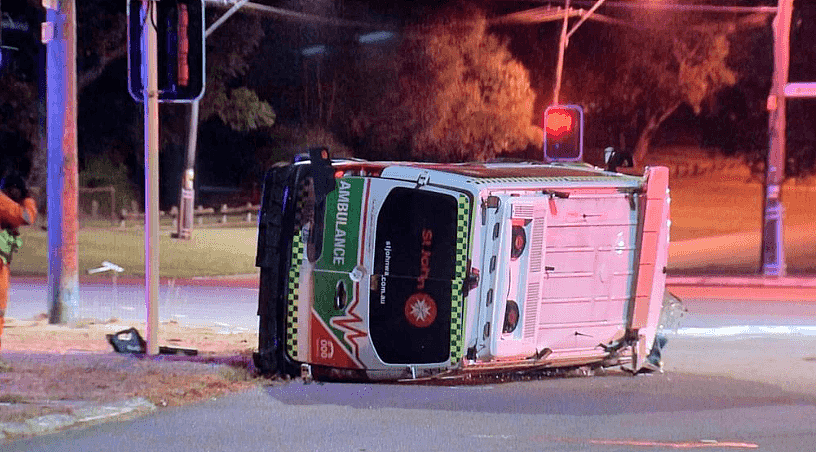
[254,147,673,381]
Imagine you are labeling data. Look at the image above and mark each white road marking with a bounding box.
[671,325,816,337]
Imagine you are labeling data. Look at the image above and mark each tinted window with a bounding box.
[370,188,457,364]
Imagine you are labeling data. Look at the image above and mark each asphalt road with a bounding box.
[5,282,816,451]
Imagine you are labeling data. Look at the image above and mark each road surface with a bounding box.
[5,281,816,451]
[7,277,260,331]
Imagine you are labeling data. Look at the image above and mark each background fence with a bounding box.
[118,202,260,228]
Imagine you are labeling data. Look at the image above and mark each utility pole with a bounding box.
[762,0,792,277]
[552,0,608,105]
[142,0,160,355]
[552,0,570,105]
[44,0,79,324]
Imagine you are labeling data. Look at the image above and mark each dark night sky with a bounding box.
[3,0,814,206]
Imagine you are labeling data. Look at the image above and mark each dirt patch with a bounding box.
[0,316,265,424]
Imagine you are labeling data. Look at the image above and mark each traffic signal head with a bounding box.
[543,105,583,162]
[128,0,205,103]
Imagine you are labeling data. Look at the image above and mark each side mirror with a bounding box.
[309,147,336,200]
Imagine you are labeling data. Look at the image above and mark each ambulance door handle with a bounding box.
[416,171,430,187]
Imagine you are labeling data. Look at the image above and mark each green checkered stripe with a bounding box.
[450,194,470,362]
[286,232,305,357]
[294,178,313,228]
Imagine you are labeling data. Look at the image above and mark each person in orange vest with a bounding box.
[0,173,37,370]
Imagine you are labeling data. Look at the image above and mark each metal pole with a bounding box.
[177,1,247,240]
[205,0,249,38]
[142,0,160,354]
[552,0,570,105]
[45,0,79,324]
[566,0,609,40]
[762,0,792,277]
[177,100,198,239]
[537,0,777,15]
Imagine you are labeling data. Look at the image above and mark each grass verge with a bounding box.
[12,225,259,279]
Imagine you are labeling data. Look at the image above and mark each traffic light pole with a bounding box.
[142,0,160,355]
[762,0,792,277]
[178,0,247,240]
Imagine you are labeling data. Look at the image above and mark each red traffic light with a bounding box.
[127,0,204,103]
[177,3,189,87]
[543,105,584,162]
[545,109,574,138]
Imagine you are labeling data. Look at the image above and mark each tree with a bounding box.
[562,13,768,165]
[76,6,276,207]
[0,73,39,177]
[77,0,127,92]
[354,7,540,162]
[1,1,45,189]
[699,18,772,174]
[198,13,275,132]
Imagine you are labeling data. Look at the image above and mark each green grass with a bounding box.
[13,225,259,278]
[670,177,815,242]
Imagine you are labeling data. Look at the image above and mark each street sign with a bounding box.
[784,82,816,98]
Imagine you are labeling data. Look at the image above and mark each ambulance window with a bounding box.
[369,188,458,364]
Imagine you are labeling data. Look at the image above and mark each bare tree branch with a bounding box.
[77,43,128,92]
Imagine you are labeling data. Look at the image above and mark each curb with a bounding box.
[666,275,816,289]
[0,398,156,442]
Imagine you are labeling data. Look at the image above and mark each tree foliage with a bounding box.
[199,14,275,131]
[699,20,771,173]
[0,1,45,186]
[353,8,539,162]
[0,74,39,169]
[77,0,127,92]
[209,87,276,132]
[564,12,754,164]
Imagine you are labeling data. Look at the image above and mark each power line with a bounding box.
[204,0,393,29]
[492,0,777,15]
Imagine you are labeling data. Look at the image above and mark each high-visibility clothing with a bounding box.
[0,229,23,265]
[0,191,37,351]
